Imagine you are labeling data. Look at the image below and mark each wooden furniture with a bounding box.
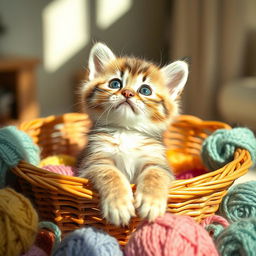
[0,57,39,126]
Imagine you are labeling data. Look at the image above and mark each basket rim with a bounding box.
[11,148,251,199]
[12,113,252,198]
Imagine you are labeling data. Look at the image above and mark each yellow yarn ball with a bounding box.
[0,188,38,256]
[39,154,76,167]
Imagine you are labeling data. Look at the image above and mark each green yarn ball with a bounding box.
[219,181,256,223]
[201,127,256,171]
[216,218,256,256]
[0,126,40,188]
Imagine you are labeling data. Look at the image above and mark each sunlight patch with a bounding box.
[43,0,89,72]
[97,0,132,29]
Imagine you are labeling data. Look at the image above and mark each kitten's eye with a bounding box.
[138,85,152,96]
[109,79,122,89]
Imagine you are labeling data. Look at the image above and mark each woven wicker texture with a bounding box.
[11,113,252,245]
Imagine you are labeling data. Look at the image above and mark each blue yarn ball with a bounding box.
[52,227,123,256]
[201,127,256,170]
[216,218,256,256]
[219,181,256,223]
[0,126,40,188]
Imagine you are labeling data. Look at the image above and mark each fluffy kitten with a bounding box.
[79,43,188,226]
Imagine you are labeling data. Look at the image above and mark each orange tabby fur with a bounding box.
[79,43,188,226]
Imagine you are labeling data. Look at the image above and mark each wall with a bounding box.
[0,0,168,117]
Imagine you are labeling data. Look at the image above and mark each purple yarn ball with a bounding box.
[52,227,123,256]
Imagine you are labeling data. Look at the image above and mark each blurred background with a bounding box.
[0,0,256,130]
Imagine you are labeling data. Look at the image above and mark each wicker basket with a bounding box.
[11,113,252,245]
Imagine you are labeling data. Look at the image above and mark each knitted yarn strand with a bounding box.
[200,215,230,240]
[125,213,218,256]
[0,188,38,256]
[0,126,40,188]
[53,227,123,256]
[201,127,256,170]
[219,181,256,222]
[216,218,256,256]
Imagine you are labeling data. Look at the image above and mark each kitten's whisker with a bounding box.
[95,88,112,95]
[87,102,109,110]
[105,103,115,126]
[95,104,113,126]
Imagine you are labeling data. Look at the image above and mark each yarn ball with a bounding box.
[52,226,123,256]
[200,215,229,240]
[219,181,256,223]
[124,213,218,256]
[43,165,77,176]
[176,169,207,179]
[35,229,56,256]
[39,154,76,168]
[201,127,256,170]
[0,188,38,256]
[21,245,47,256]
[0,126,40,188]
[216,218,256,256]
[36,221,62,255]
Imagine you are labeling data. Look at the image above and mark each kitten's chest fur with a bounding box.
[87,128,166,183]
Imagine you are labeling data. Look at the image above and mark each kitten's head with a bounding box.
[81,43,188,135]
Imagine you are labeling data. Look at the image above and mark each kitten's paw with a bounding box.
[102,193,135,226]
[135,191,167,221]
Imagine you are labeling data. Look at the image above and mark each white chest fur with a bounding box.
[90,129,167,183]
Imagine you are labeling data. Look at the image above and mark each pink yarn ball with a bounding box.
[176,169,207,180]
[43,165,77,176]
[124,213,218,256]
[21,245,47,256]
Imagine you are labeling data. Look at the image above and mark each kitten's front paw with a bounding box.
[102,192,135,226]
[135,191,167,222]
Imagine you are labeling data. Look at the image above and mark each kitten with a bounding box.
[78,43,189,226]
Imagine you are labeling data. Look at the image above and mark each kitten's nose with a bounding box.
[122,89,135,98]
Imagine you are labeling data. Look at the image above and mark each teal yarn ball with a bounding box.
[52,227,123,256]
[216,218,256,256]
[219,181,256,223]
[0,126,40,188]
[201,215,230,240]
[201,127,256,170]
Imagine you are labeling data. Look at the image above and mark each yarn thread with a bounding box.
[52,226,123,256]
[176,169,207,179]
[43,165,77,176]
[39,154,76,167]
[0,188,38,256]
[0,126,40,188]
[219,181,256,223]
[21,245,47,256]
[201,127,256,170]
[35,229,56,256]
[200,215,229,240]
[125,213,218,256]
[39,221,61,244]
[216,218,256,256]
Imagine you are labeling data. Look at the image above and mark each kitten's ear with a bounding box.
[88,42,116,80]
[161,61,189,99]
